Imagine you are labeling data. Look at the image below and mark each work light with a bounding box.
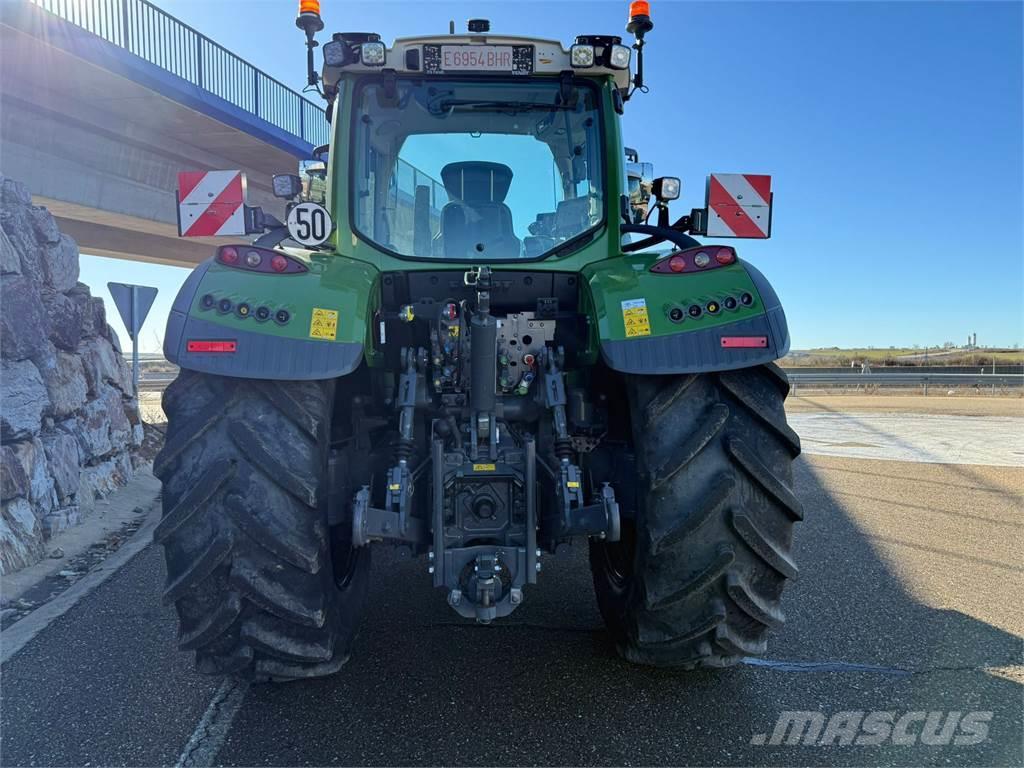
[653,176,681,200]
[570,44,595,67]
[609,44,631,69]
[272,174,303,199]
[360,41,386,66]
[322,40,346,66]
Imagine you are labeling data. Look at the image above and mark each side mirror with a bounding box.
[272,174,303,200]
[299,160,327,204]
[625,161,653,224]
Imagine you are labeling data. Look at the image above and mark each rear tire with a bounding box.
[589,363,801,668]
[153,370,369,681]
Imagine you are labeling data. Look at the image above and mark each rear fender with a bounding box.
[582,253,789,375]
[164,253,378,380]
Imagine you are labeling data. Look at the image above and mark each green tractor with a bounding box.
[157,1,801,681]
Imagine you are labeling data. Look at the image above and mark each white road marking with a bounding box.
[1,502,161,664]
[789,413,1024,467]
[175,678,250,768]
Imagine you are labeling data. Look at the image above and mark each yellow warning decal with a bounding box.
[473,463,496,472]
[621,298,651,338]
[309,307,338,340]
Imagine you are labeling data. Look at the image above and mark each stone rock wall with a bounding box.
[1,176,142,574]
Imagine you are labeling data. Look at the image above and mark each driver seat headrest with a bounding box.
[441,162,513,204]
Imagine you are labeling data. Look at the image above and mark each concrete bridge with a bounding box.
[0,0,328,267]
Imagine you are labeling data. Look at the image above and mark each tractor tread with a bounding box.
[156,372,368,681]
[252,381,322,440]
[645,547,735,611]
[162,534,232,604]
[224,492,323,575]
[153,395,228,479]
[179,592,243,650]
[637,605,726,650]
[650,472,735,555]
[153,459,234,545]
[642,374,698,425]
[254,654,349,682]
[726,571,786,628]
[590,365,801,668]
[227,421,319,507]
[718,369,801,456]
[650,403,729,490]
[727,437,804,521]
[731,512,799,579]
[229,558,327,628]
[240,616,335,663]
[714,623,768,656]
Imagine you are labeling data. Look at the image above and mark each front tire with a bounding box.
[153,371,369,681]
[589,364,802,668]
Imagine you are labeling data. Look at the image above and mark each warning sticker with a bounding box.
[621,298,651,338]
[309,307,338,340]
[472,463,496,472]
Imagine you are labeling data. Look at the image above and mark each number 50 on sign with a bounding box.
[287,202,334,246]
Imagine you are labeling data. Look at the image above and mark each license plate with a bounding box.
[440,45,514,71]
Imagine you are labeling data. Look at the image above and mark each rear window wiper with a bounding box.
[431,100,574,115]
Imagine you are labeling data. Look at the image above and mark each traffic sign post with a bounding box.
[107,283,158,394]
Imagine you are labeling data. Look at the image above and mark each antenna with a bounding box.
[449,20,455,34]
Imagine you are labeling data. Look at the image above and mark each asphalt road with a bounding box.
[2,453,1022,767]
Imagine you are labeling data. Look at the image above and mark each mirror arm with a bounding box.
[656,202,670,228]
[243,206,290,248]
[619,194,632,225]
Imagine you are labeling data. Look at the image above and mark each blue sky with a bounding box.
[80,0,1023,352]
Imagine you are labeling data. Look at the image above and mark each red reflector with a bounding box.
[271,254,288,272]
[669,255,687,272]
[219,246,239,265]
[187,340,237,353]
[720,336,768,349]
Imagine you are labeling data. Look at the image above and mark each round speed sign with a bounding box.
[286,202,333,246]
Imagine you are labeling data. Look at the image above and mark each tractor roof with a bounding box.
[321,33,632,91]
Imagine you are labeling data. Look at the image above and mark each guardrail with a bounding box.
[29,0,328,146]
[787,372,1024,393]
[133,370,1024,394]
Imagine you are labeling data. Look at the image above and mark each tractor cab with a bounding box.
[304,17,641,263]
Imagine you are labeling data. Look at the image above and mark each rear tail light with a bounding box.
[650,245,738,274]
[216,245,306,274]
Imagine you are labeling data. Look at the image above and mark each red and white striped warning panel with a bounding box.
[705,173,772,239]
[177,171,247,237]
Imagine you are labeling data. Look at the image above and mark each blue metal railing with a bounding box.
[393,158,448,213]
[29,0,328,146]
